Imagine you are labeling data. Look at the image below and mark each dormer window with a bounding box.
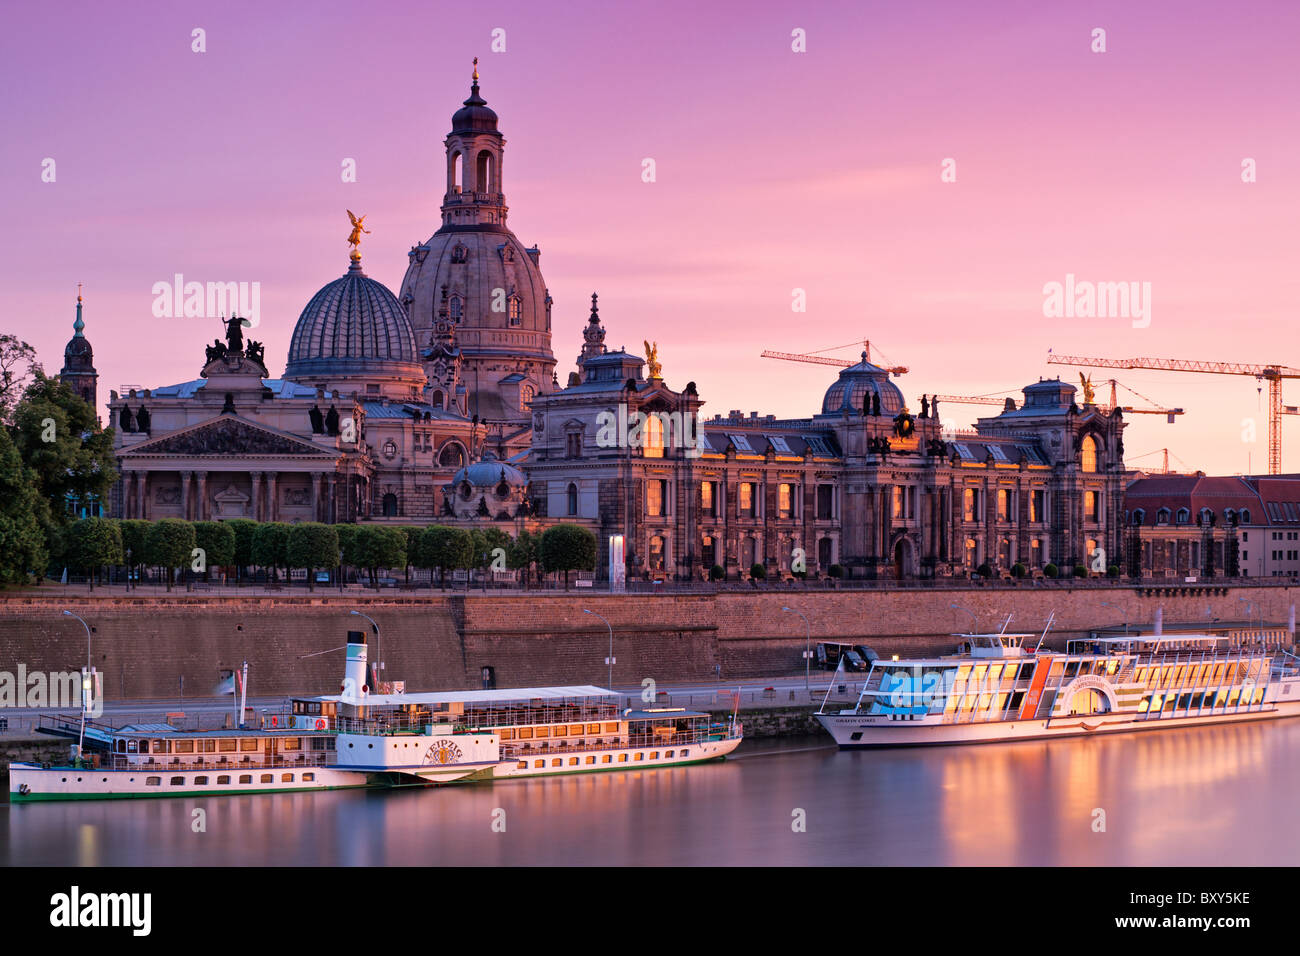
[508,294,522,326]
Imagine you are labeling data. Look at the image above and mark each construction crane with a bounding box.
[935,379,1183,421]
[1047,353,1300,474]
[761,340,908,376]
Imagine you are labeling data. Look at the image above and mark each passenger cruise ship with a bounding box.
[10,628,742,801]
[816,627,1300,748]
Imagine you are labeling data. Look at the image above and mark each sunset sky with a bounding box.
[5,0,1299,474]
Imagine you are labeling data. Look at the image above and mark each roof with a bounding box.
[361,400,469,422]
[1123,474,1298,525]
[312,684,616,707]
[697,425,841,458]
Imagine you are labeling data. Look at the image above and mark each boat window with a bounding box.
[534,760,544,768]
[499,728,515,741]
[585,756,596,764]
[665,750,675,759]
[282,738,299,751]
[303,773,314,782]
[151,740,169,754]
[219,739,237,752]
[174,740,194,754]
[240,774,252,784]
[218,775,231,785]
[194,776,208,785]
[586,723,600,734]
[534,726,550,738]
[634,753,643,761]
[240,739,259,752]
[553,724,567,735]
[170,776,185,786]
[618,754,628,762]
[649,752,659,760]
[602,754,612,763]
[281,774,293,783]
[604,722,619,733]
[551,759,562,768]
[146,776,161,786]
[517,727,533,739]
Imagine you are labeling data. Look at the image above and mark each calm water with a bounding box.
[5,721,1300,866]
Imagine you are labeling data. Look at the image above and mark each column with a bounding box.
[136,471,148,520]
[180,471,193,520]
[196,472,208,521]
[311,472,323,522]
[250,472,263,522]
[327,474,337,523]
[266,472,279,522]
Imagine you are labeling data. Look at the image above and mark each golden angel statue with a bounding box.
[1079,373,1095,405]
[346,210,370,254]
[644,340,662,379]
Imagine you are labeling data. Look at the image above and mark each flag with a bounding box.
[215,670,236,696]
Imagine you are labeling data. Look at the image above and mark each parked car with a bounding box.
[840,649,869,672]
[814,642,841,670]
[853,645,880,665]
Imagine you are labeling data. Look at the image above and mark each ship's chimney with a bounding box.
[343,629,369,700]
[1153,606,1163,636]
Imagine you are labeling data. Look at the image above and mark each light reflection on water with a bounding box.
[4,721,1298,866]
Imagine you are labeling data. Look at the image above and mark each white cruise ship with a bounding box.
[816,628,1300,748]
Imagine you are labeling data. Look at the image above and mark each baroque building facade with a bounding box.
[94,68,1131,581]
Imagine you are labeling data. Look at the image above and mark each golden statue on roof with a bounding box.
[346,210,370,259]
[1079,373,1095,405]
[644,340,662,379]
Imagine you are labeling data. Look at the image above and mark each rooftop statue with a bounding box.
[347,210,370,258]
[644,340,662,379]
[1079,373,1095,405]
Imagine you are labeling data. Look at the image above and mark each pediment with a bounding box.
[123,416,333,458]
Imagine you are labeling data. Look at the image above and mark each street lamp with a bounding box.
[125,547,132,592]
[350,610,382,685]
[1101,601,1129,635]
[583,608,615,690]
[63,610,93,761]
[782,606,812,692]
[338,550,344,593]
[949,603,978,633]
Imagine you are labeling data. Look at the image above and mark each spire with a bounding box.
[580,291,607,362]
[73,284,85,337]
[465,56,486,106]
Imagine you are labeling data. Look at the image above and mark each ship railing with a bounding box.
[500,729,731,759]
[95,752,334,772]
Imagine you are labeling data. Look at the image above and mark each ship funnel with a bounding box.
[343,629,369,700]
[1153,606,1163,636]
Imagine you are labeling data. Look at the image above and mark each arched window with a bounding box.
[438,442,464,468]
[430,390,444,409]
[508,295,522,326]
[567,483,578,516]
[1240,508,1251,524]
[1176,507,1190,524]
[382,493,398,517]
[449,295,463,323]
[643,413,664,458]
[451,151,463,193]
[476,150,495,193]
[1080,435,1098,473]
[649,535,665,572]
[1157,507,1171,524]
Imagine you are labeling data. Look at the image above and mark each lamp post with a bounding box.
[63,610,93,761]
[338,550,344,593]
[125,548,131,592]
[782,606,812,691]
[949,603,977,633]
[1101,601,1129,635]
[583,608,615,690]
[350,610,382,685]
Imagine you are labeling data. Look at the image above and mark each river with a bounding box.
[4,720,1298,866]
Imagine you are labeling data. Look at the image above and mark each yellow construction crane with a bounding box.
[760,340,908,376]
[1047,352,1300,474]
[932,379,1182,420]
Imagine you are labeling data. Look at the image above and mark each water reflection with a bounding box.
[4,721,1298,866]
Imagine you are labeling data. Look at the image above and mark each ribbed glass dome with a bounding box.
[821,354,905,415]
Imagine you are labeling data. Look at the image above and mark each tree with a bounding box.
[1044,563,1059,579]
[286,522,339,592]
[398,526,422,584]
[0,334,39,426]
[355,525,405,589]
[11,371,117,530]
[749,562,767,581]
[65,517,123,590]
[194,521,236,581]
[0,426,47,584]
[144,519,195,591]
[508,529,539,588]
[251,522,290,583]
[418,525,472,589]
[336,523,361,587]
[119,519,150,581]
[709,564,725,581]
[227,518,258,583]
[540,524,597,590]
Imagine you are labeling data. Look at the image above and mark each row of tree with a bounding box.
[55,516,599,591]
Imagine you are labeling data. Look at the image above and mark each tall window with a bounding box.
[643,413,664,458]
[817,484,834,520]
[1081,435,1098,472]
[1030,489,1045,523]
[739,482,755,518]
[893,486,904,519]
[449,295,463,322]
[778,483,793,519]
[508,295,522,326]
[700,481,716,517]
[963,488,979,522]
[649,535,665,572]
[997,489,1012,521]
[1085,491,1099,522]
[566,432,582,458]
[567,483,578,516]
[701,534,716,568]
[647,479,667,517]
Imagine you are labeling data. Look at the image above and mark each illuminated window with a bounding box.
[700,481,715,516]
[649,535,665,571]
[644,413,664,458]
[1085,491,1100,522]
[739,482,755,517]
[647,479,667,517]
[1081,435,1098,472]
[779,483,793,519]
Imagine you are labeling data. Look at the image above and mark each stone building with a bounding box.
[528,299,1130,582]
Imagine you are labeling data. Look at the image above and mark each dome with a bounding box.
[285,257,423,383]
[451,81,499,134]
[451,452,527,489]
[821,353,905,416]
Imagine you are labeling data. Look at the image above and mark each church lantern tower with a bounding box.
[60,285,99,419]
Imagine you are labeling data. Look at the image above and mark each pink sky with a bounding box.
[5,0,1300,474]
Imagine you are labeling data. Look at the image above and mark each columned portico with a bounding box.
[196,471,208,520]
[180,471,193,519]
[250,471,263,522]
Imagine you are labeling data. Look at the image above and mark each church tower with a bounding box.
[399,61,556,455]
[60,285,99,419]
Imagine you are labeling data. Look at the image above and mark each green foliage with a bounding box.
[469,527,512,569]
[145,519,195,590]
[1011,563,1027,578]
[1073,564,1088,578]
[286,523,339,589]
[398,526,423,580]
[709,564,725,581]
[11,371,117,525]
[418,525,473,587]
[508,529,539,583]
[227,519,258,569]
[66,517,123,585]
[0,426,48,583]
[539,524,597,589]
[336,523,362,568]
[827,563,844,579]
[251,522,290,579]
[0,334,39,426]
[354,525,405,587]
[119,519,150,566]
[749,562,766,580]
[976,563,993,579]
[1107,564,1121,578]
[1044,563,1059,579]
[194,521,236,572]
